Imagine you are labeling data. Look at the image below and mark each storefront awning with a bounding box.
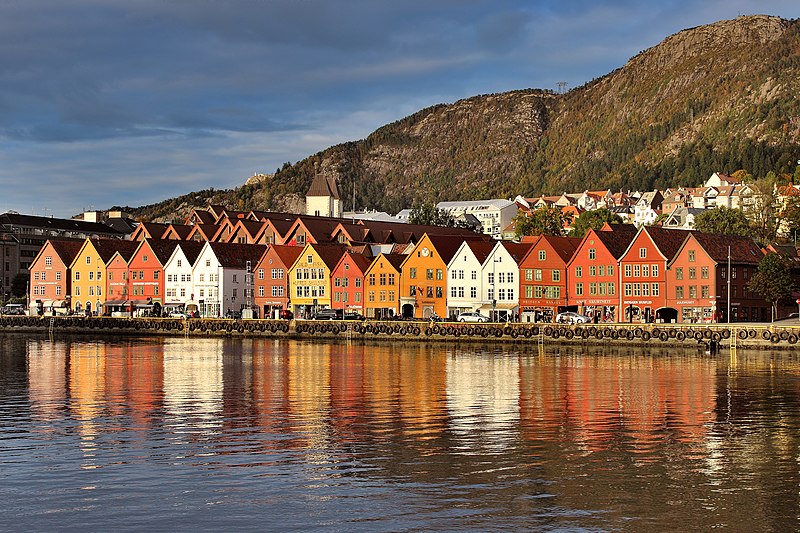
[478,302,519,311]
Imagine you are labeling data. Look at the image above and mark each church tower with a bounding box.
[305,175,342,217]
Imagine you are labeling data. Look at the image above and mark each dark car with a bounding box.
[312,309,341,320]
[343,312,365,321]
[279,309,294,320]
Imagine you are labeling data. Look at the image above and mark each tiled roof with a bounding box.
[690,232,764,264]
[465,240,497,264]
[165,224,193,239]
[268,244,304,268]
[137,222,170,239]
[642,226,693,260]
[594,224,638,259]
[427,234,485,264]
[310,243,348,270]
[47,239,85,266]
[537,236,581,263]
[142,239,181,265]
[191,210,216,224]
[93,238,140,263]
[175,240,206,265]
[307,175,340,199]
[344,251,374,274]
[208,242,268,268]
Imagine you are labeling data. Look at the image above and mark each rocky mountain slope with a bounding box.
[124,15,800,222]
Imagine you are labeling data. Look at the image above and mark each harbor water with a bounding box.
[1,334,799,531]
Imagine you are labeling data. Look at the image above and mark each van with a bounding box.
[2,304,25,315]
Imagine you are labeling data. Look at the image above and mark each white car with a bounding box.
[555,311,591,324]
[457,311,491,323]
[168,310,188,319]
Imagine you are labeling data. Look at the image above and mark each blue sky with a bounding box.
[1,1,799,218]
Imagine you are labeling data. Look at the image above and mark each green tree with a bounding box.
[515,207,568,239]
[408,203,458,227]
[693,207,751,236]
[748,252,796,322]
[569,208,623,238]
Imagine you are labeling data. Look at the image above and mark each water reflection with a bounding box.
[2,335,800,531]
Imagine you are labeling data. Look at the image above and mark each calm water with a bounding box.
[1,334,799,532]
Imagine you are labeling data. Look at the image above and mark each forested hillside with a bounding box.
[122,15,800,223]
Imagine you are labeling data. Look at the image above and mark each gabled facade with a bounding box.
[69,238,138,314]
[399,234,480,319]
[566,225,637,322]
[287,243,347,317]
[618,226,687,322]
[192,242,266,318]
[28,239,83,315]
[253,244,303,319]
[363,253,405,319]
[666,232,765,323]
[163,241,205,309]
[129,222,169,242]
[480,241,534,321]
[306,175,342,218]
[331,252,373,314]
[126,239,179,306]
[446,240,495,317]
[518,236,580,322]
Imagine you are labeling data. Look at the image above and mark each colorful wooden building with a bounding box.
[28,239,83,315]
[518,235,580,322]
[253,244,303,319]
[331,252,373,315]
[287,243,347,317]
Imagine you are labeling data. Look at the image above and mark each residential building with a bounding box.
[633,190,663,227]
[446,240,495,318]
[28,239,83,314]
[363,253,406,319]
[163,241,205,311]
[126,239,180,307]
[618,226,687,323]
[331,252,373,315]
[662,207,705,230]
[288,243,347,317]
[518,236,580,322]
[482,241,534,322]
[192,242,266,318]
[253,244,303,319]
[435,199,518,239]
[566,225,637,322]
[69,238,138,315]
[667,232,765,323]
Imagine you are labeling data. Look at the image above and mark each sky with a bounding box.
[1,0,799,218]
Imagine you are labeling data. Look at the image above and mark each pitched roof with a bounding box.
[267,244,304,268]
[307,175,340,199]
[135,222,170,239]
[465,240,497,264]
[163,224,193,240]
[594,224,638,259]
[343,251,374,274]
[641,226,693,261]
[176,240,206,265]
[92,238,140,263]
[208,242,267,268]
[426,234,485,264]
[0,212,124,236]
[310,243,348,269]
[47,239,85,266]
[688,232,764,265]
[535,236,581,263]
[141,239,181,265]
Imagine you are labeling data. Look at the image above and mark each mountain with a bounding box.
[124,15,800,223]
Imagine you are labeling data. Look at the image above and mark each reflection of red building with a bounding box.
[331,252,373,314]
[567,225,637,322]
[518,235,580,322]
[254,245,303,319]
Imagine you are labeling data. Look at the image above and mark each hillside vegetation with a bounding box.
[122,15,800,223]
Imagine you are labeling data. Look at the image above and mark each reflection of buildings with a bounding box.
[27,340,68,424]
[163,338,223,429]
[446,351,520,451]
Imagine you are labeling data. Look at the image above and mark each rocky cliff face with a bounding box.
[129,16,800,222]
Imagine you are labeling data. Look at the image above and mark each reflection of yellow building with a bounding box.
[287,342,332,455]
[27,340,68,424]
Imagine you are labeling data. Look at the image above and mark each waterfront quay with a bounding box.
[2,315,799,350]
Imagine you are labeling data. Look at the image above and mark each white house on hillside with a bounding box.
[436,199,518,239]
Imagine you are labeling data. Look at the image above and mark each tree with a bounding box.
[569,208,623,238]
[780,194,800,243]
[407,203,457,227]
[742,177,778,246]
[515,207,569,239]
[693,207,750,236]
[748,252,796,322]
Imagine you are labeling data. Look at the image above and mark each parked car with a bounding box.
[168,310,188,319]
[279,309,294,320]
[457,311,490,323]
[343,312,365,321]
[312,309,341,320]
[555,311,591,324]
[1,304,25,315]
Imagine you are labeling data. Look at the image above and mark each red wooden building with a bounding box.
[28,239,83,315]
[619,226,688,323]
[666,232,765,323]
[331,252,373,314]
[253,244,303,319]
[518,235,581,322]
[566,225,637,322]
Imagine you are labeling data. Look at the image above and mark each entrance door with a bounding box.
[402,304,414,318]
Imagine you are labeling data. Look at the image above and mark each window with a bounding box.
[575,283,583,296]
[206,260,211,267]
[701,266,709,279]
[86,256,91,265]
[675,267,683,280]
[177,260,182,268]
[525,285,533,298]
[642,264,649,277]
[538,250,546,261]
[436,269,443,280]
[534,269,542,281]
[598,265,605,276]
[426,269,433,280]
[651,265,658,277]
[258,286,264,297]
[688,286,697,298]
[409,267,417,279]
[45,257,52,266]
[143,255,148,263]
[639,247,647,258]
[355,278,361,288]
[153,271,159,280]
[272,268,283,279]
[56,272,61,281]
[470,287,477,298]
[368,274,376,286]
[258,269,264,280]
[588,248,596,260]
[608,265,614,276]
[388,274,395,285]
[232,274,238,283]
[552,270,560,282]
[498,289,505,300]
[379,273,386,285]
[701,285,709,298]
[689,267,696,279]
[633,265,640,277]
[307,255,313,264]
[575,266,582,278]
[624,264,632,277]
[488,273,495,284]
[498,273,505,284]
[75,272,80,281]
[688,250,696,262]
[651,283,659,296]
